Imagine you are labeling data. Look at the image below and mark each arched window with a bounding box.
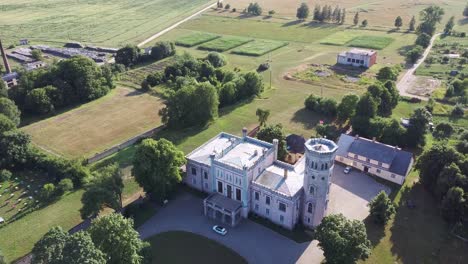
[307,203,313,213]
[309,186,315,195]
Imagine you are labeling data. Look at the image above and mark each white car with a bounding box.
[212,225,227,236]
[344,166,351,174]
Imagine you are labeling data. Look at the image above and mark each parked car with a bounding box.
[344,166,351,174]
[212,225,227,236]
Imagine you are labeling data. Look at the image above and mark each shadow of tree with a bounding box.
[363,216,386,247]
[458,18,468,26]
[282,20,304,27]
[290,108,334,131]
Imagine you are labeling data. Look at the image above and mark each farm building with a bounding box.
[337,48,377,68]
[2,72,19,88]
[25,61,47,71]
[335,134,413,185]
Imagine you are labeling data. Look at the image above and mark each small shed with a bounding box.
[19,39,29,45]
[286,134,306,154]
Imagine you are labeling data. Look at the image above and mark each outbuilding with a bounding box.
[337,48,377,68]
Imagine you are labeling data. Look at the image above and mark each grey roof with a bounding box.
[205,193,242,212]
[2,72,19,82]
[253,159,305,197]
[336,134,413,176]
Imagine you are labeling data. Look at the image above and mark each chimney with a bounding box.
[242,127,248,138]
[372,137,376,142]
[0,39,12,74]
[272,139,279,160]
[355,134,359,140]
[284,168,288,179]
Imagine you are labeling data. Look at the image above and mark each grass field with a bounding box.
[147,231,247,264]
[21,87,164,158]
[198,36,252,52]
[175,32,219,47]
[347,36,395,50]
[0,0,214,47]
[320,31,361,46]
[231,39,288,56]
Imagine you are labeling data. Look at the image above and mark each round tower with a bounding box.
[302,138,338,228]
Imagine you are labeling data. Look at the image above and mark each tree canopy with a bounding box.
[116,45,140,67]
[405,107,432,147]
[315,214,371,264]
[247,2,262,16]
[0,97,21,126]
[296,3,310,20]
[394,16,403,28]
[369,191,396,225]
[132,138,185,202]
[256,108,270,126]
[337,94,359,121]
[151,42,176,61]
[256,123,288,160]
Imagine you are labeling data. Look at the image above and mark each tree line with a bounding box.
[143,52,263,129]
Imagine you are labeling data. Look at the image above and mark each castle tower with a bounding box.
[302,138,338,228]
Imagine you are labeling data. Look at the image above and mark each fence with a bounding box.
[86,125,165,164]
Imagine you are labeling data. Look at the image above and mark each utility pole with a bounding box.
[0,39,12,74]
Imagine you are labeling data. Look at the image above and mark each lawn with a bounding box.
[320,31,361,46]
[231,39,288,56]
[198,36,252,52]
[146,231,247,264]
[21,87,164,159]
[347,36,394,50]
[0,0,214,47]
[175,32,220,47]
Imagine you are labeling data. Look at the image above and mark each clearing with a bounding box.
[175,32,220,47]
[0,0,214,46]
[21,87,164,159]
[347,36,394,50]
[231,39,288,56]
[198,36,252,52]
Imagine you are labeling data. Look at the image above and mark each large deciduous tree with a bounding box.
[0,130,31,169]
[353,12,359,26]
[415,33,432,48]
[0,113,16,134]
[368,191,396,225]
[337,94,359,121]
[409,16,416,31]
[132,138,185,202]
[151,42,176,61]
[444,16,455,35]
[296,3,310,20]
[256,108,270,126]
[116,45,140,67]
[89,214,147,264]
[315,214,371,264]
[417,6,445,36]
[0,97,21,126]
[394,16,403,29]
[405,107,432,147]
[80,163,124,219]
[256,123,288,160]
[441,187,465,223]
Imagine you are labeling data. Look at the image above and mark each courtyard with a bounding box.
[138,164,390,264]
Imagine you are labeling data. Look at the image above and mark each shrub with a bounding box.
[304,94,337,116]
[205,52,227,68]
[225,4,230,9]
[257,63,270,72]
[0,169,12,182]
[406,45,424,63]
[232,8,236,12]
[57,178,74,195]
[415,33,431,48]
[141,79,150,91]
[247,2,262,16]
[151,42,176,61]
[451,105,464,117]
[146,71,164,87]
[434,122,454,138]
[40,183,57,201]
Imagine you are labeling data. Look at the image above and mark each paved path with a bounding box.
[397,33,441,101]
[137,1,220,47]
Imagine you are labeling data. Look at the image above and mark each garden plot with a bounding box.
[198,36,252,52]
[320,31,361,46]
[231,39,288,56]
[347,36,394,50]
[175,32,220,47]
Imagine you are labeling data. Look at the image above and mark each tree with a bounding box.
[394,16,403,29]
[444,16,455,35]
[353,12,359,26]
[451,105,464,118]
[238,71,264,98]
[296,3,309,20]
[361,19,368,27]
[61,232,106,264]
[40,183,57,202]
[206,52,227,68]
[435,163,466,199]
[434,122,454,138]
[376,66,398,81]
[31,49,43,61]
[316,124,340,141]
[315,214,371,264]
[380,119,407,146]
[132,138,185,202]
[405,107,432,147]
[256,108,270,126]
[268,10,275,16]
[0,169,12,182]
[225,4,230,9]
[406,45,424,63]
[25,88,54,115]
[0,97,21,126]
[57,178,74,195]
[0,79,7,98]
[464,4,468,17]
[417,6,445,36]
[304,94,337,116]
[151,41,176,61]
[219,81,237,107]
[32,226,69,264]
[337,94,359,121]
[441,187,465,223]
[256,124,288,160]
[415,33,432,48]
[160,82,219,128]
[355,93,377,118]
[116,45,140,67]
[340,8,346,24]
[416,144,462,192]
[89,214,146,264]
[409,16,416,31]
[313,5,321,21]
[0,130,31,169]
[247,2,262,16]
[0,114,16,134]
[368,191,396,225]
[80,164,124,219]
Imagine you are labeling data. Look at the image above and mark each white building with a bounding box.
[185,128,338,230]
[337,48,377,68]
[335,134,414,185]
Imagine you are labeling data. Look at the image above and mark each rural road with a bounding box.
[137,1,221,47]
[396,33,441,101]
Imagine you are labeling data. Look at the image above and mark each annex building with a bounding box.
[337,48,377,68]
[335,134,414,185]
[185,128,337,230]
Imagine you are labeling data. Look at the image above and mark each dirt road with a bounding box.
[396,33,441,101]
[137,1,220,47]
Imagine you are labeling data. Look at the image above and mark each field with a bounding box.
[347,36,395,50]
[175,32,219,47]
[21,87,164,158]
[320,31,361,46]
[231,39,288,56]
[0,0,214,47]
[198,36,252,52]
[147,231,247,264]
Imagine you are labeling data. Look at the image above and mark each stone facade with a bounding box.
[185,129,338,230]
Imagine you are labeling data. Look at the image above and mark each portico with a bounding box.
[204,193,243,227]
